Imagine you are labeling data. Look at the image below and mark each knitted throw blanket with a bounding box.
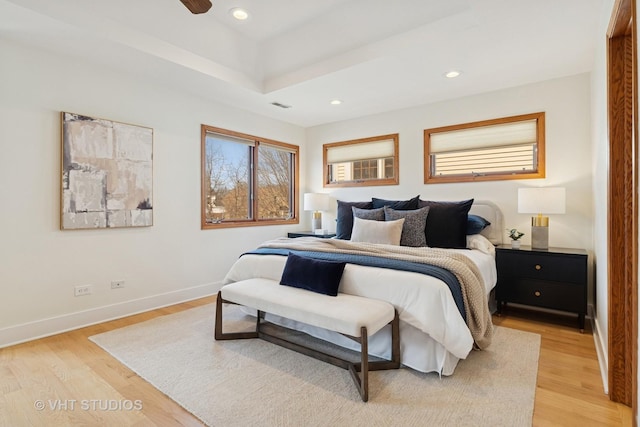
[258,237,494,349]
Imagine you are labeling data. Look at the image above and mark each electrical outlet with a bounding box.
[111,280,125,289]
[74,285,92,297]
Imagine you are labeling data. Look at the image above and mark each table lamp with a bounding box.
[517,187,566,250]
[303,193,330,233]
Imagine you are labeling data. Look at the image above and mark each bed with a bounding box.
[222,199,503,375]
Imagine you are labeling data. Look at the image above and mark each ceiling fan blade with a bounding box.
[179,0,212,14]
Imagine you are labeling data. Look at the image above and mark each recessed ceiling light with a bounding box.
[230,8,249,20]
[445,70,461,78]
[330,99,342,105]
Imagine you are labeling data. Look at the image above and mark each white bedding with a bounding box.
[222,237,497,375]
[456,235,497,295]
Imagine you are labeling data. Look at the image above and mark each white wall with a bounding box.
[0,38,600,355]
[592,0,615,393]
[0,40,305,346]
[306,74,594,254]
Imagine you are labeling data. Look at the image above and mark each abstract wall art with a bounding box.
[61,112,153,230]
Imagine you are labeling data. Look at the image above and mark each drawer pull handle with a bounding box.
[534,291,541,297]
[535,264,542,271]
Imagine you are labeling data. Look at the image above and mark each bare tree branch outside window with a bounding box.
[258,145,292,219]
[201,126,298,229]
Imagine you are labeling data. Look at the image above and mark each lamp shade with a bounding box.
[518,188,565,214]
[303,193,330,211]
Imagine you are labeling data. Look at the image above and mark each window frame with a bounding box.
[201,125,299,229]
[323,133,399,188]
[423,112,545,184]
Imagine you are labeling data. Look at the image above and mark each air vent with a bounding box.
[271,102,292,109]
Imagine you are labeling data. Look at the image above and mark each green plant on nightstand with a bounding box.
[507,228,524,249]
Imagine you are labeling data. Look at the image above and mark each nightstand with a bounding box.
[495,245,588,331]
[287,231,336,239]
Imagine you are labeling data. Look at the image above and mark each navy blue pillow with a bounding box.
[418,199,474,248]
[335,200,373,240]
[280,253,346,296]
[371,195,420,210]
[467,214,491,235]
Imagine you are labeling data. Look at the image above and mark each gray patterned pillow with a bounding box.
[383,206,430,247]
[352,206,385,221]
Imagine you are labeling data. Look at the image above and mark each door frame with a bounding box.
[607,0,638,413]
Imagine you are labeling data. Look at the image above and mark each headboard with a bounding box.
[469,200,504,245]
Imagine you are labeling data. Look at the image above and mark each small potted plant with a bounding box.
[507,228,525,249]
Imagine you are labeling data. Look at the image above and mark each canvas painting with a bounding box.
[61,112,153,229]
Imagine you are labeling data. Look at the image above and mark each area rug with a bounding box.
[89,304,540,427]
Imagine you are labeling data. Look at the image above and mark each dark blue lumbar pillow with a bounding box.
[280,253,346,296]
[467,214,491,235]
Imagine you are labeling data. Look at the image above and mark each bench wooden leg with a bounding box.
[347,326,370,402]
[349,310,400,401]
[215,296,400,402]
[214,291,259,340]
[361,326,368,402]
[366,309,401,371]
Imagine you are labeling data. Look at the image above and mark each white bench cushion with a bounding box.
[221,278,395,338]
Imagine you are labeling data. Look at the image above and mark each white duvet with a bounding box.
[222,234,497,375]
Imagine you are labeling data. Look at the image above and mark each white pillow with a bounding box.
[466,234,495,256]
[350,217,405,245]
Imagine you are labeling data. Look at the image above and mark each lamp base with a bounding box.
[531,225,549,250]
[312,211,322,231]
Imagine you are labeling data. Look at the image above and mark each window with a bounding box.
[353,159,378,180]
[201,125,299,229]
[323,134,399,187]
[424,112,545,184]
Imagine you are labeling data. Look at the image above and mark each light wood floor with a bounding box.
[0,297,633,426]
[494,306,633,427]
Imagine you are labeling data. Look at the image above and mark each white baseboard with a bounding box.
[0,281,223,349]
[589,304,609,394]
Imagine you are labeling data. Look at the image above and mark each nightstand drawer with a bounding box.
[497,252,586,284]
[498,279,585,313]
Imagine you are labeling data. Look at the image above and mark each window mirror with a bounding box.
[323,134,399,187]
[424,112,545,184]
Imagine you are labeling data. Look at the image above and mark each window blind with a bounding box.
[429,120,537,153]
[326,139,395,163]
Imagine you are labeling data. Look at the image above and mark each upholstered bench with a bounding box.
[214,278,400,402]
